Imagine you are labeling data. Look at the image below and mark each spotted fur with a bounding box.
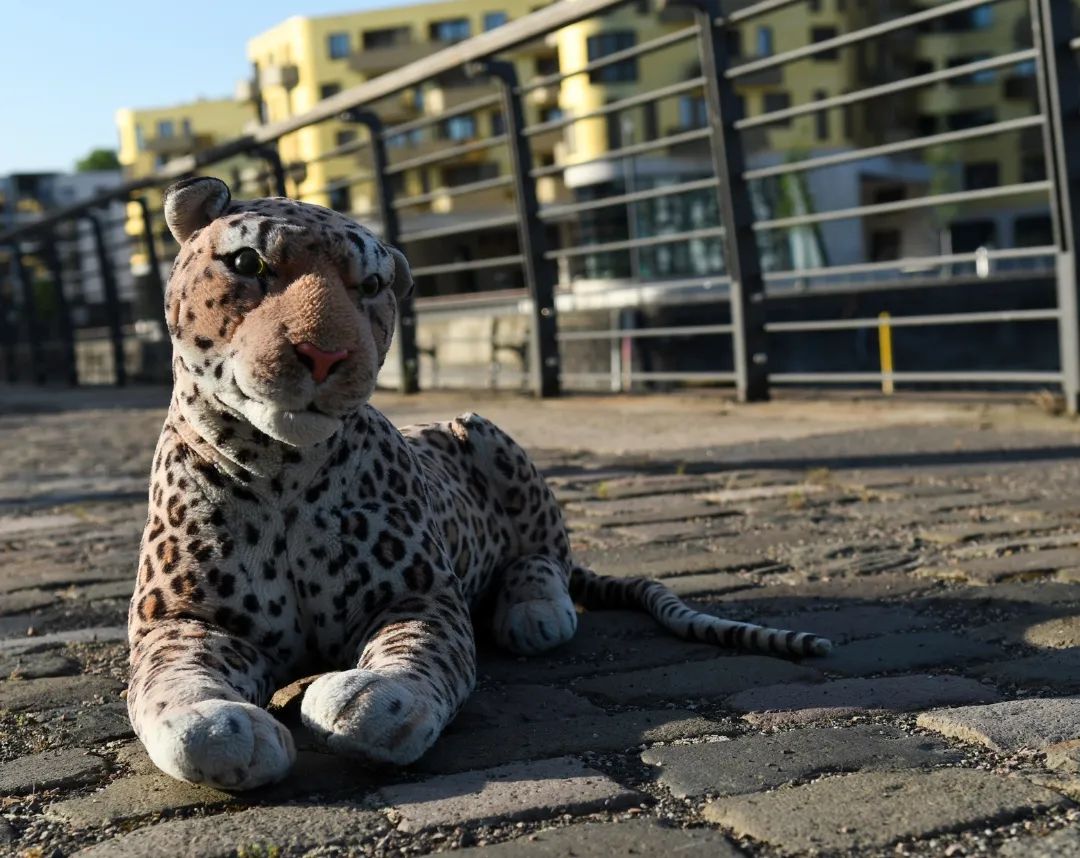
[127,177,831,791]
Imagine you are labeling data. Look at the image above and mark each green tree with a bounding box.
[75,148,120,172]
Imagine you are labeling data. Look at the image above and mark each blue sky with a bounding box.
[2,0,393,174]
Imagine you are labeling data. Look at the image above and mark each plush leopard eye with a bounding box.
[359,274,383,299]
[231,248,266,277]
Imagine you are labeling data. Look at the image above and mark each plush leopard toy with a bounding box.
[127,177,831,791]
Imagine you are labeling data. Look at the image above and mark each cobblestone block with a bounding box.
[418,709,719,774]
[642,725,958,798]
[757,605,932,643]
[451,819,743,857]
[380,756,641,833]
[573,655,820,703]
[822,631,1001,676]
[0,674,121,711]
[703,769,1067,852]
[0,749,108,794]
[46,773,236,826]
[917,697,1080,751]
[727,675,1000,727]
[71,804,387,857]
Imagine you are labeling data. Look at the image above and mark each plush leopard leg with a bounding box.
[300,584,476,766]
[492,554,578,656]
[127,620,295,790]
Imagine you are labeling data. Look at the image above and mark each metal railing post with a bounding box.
[9,242,45,384]
[1031,0,1080,412]
[83,212,127,386]
[41,233,78,386]
[258,145,289,197]
[676,0,769,402]
[477,59,561,398]
[345,109,420,394]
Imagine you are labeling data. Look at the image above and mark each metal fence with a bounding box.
[2,0,1079,407]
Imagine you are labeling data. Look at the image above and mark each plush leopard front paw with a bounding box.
[141,699,295,790]
[300,669,443,765]
[493,596,578,655]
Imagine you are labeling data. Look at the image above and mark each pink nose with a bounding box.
[294,342,349,383]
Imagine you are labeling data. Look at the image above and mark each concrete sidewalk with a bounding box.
[3,386,1080,856]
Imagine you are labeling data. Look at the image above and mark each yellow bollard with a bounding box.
[878,311,894,395]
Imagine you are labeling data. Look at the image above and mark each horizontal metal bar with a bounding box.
[728,0,1004,79]
[558,323,735,341]
[738,49,1038,130]
[410,254,524,277]
[385,134,508,175]
[763,245,1057,282]
[754,181,1051,231]
[299,171,377,200]
[562,370,738,382]
[545,226,725,259]
[382,93,501,138]
[539,177,719,221]
[721,0,805,25]
[393,175,513,210]
[531,128,712,179]
[518,25,699,93]
[523,78,705,137]
[398,214,520,244]
[744,116,1044,182]
[766,308,1059,333]
[306,136,372,165]
[770,371,1063,384]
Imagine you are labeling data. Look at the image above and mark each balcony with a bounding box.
[350,42,434,75]
[144,133,211,156]
[260,64,299,90]
[426,82,493,113]
[729,63,783,87]
[1003,75,1038,101]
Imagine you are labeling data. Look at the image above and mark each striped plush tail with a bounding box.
[569,565,832,657]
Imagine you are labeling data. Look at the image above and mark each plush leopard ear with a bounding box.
[387,245,414,302]
[163,177,231,243]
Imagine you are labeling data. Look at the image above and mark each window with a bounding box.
[1021,154,1046,182]
[811,27,838,60]
[945,108,995,130]
[1015,214,1053,246]
[441,115,477,141]
[181,119,192,138]
[950,219,996,252]
[328,183,351,212]
[539,106,564,123]
[135,124,145,150]
[873,185,905,204]
[535,53,559,76]
[725,29,743,59]
[327,32,350,59]
[916,114,937,136]
[948,56,995,85]
[870,230,901,261]
[491,111,505,136]
[320,83,342,100]
[941,6,993,31]
[157,119,174,139]
[756,26,774,57]
[483,11,508,30]
[430,18,471,42]
[443,162,498,186]
[678,95,708,129]
[763,92,792,126]
[814,90,829,140]
[336,129,357,147]
[586,31,637,83]
[964,162,999,189]
[363,26,410,49]
[808,0,821,9]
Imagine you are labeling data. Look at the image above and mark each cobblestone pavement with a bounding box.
[5,386,1080,857]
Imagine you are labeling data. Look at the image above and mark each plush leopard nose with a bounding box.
[294,342,349,383]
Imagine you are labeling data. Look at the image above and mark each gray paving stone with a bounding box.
[973,650,1080,690]
[642,725,958,798]
[589,550,780,580]
[703,769,1067,852]
[449,684,604,732]
[999,828,1080,857]
[615,518,737,544]
[0,749,108,794]
[45,702,135,744]
[919,520,1066,545]
[46,773,236,826]
[1046,740,1080,773]
[758,605,932,643]
[716,572,931,604]
[0,674,122,711]
[0,625,126,653]
[1023,615,1080,649]
[727,675,1001,727]
[573,655,820,703]
[380,755,641,833]
[935,548,1080,585]
[418,709,719,774]
[823,631,1002,676]
[660,571,756,597]
[0,588,57,615]
[576,500,739,529]
[917,697,1080,751]
[0,650,79,680]
[70,804,387,858]
[451,819,743,857]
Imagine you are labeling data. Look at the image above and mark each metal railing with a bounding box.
[2,0,1079,407]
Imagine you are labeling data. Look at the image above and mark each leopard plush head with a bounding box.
[162,177,413,447]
